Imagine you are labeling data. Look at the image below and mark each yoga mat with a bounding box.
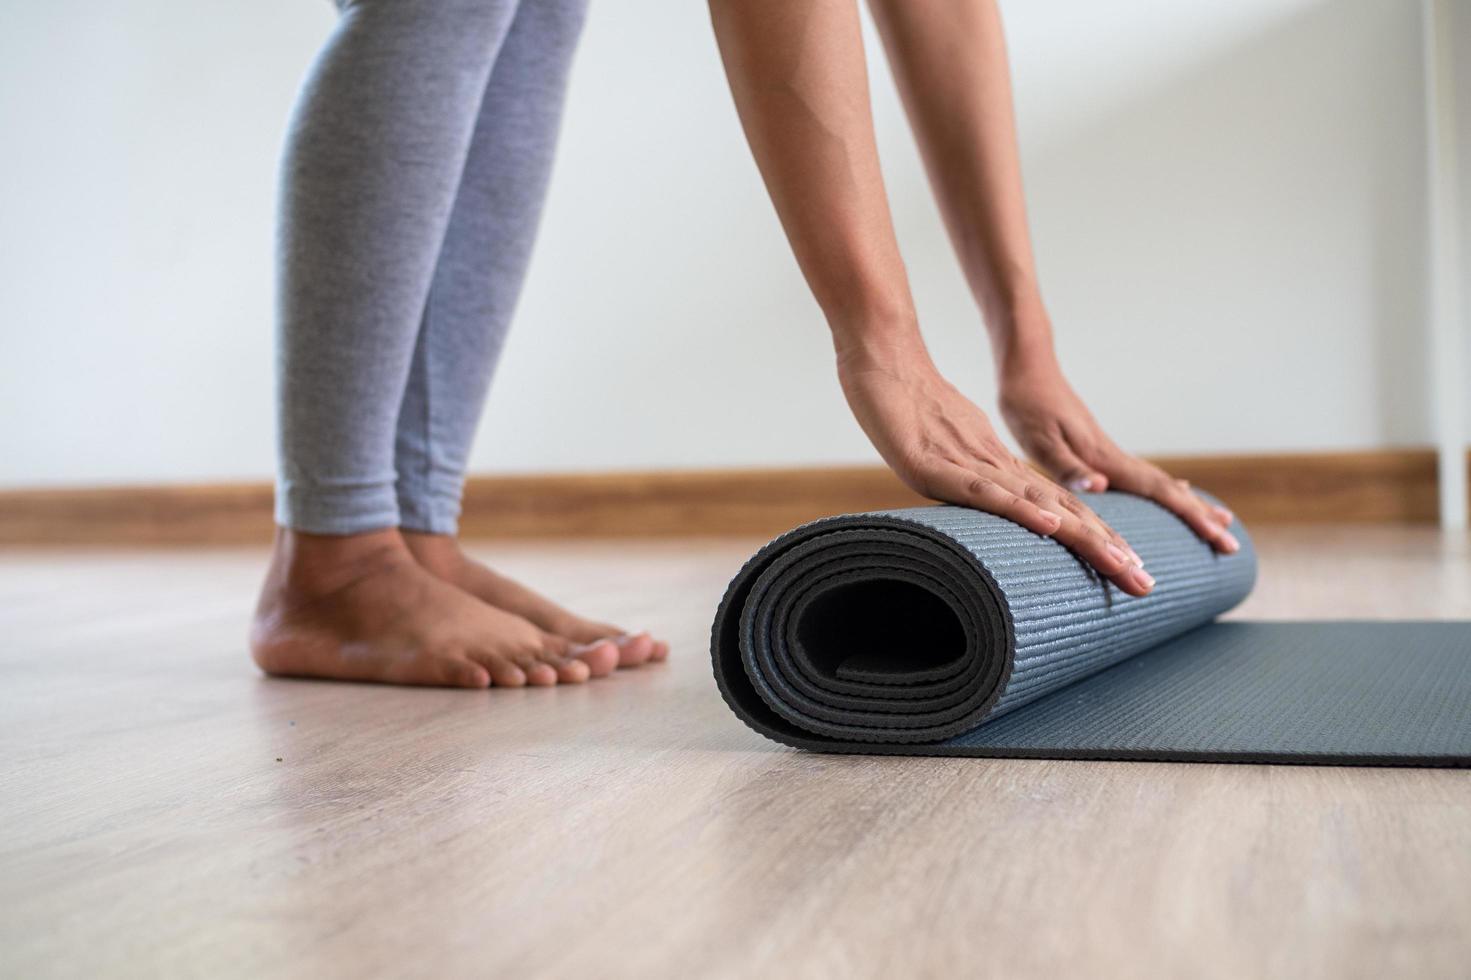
[710,492,1471,765]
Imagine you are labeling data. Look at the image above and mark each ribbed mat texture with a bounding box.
[710,493,1471,765]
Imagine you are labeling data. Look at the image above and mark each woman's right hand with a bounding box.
[836,342,1155,597]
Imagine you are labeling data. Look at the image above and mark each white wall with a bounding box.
[0,0,1462,488]
[1452,0,1471,463]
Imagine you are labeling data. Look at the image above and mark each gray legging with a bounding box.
[275,0,587,535]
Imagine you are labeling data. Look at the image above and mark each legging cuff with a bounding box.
[395,481,461,536]
[275,479,401,535]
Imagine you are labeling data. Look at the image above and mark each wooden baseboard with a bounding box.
[0,449,1461,546]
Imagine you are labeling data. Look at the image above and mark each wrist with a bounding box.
[988,302,1060,387]
[830,308,933,377]
[998,340,1060,386]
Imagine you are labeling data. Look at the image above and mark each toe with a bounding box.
[524,662,559,687]
[558,618,625,646]
[555,658,591,683]
[614,631,656,667]
[572,640,619,677]
[535,634,590,684]
[540,612,667,671]
[484,658,527,688]
[443,659,491,689]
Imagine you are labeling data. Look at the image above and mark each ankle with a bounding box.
[399,529,467,579]
[267,526,409,596]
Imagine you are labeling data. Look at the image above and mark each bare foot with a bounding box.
[402,531,671,668]
[250,528,620,688]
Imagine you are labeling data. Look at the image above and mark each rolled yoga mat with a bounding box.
[710,492,1471,766]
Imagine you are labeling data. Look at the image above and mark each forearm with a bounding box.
[708,0,925,368]
[867,0,1054,373]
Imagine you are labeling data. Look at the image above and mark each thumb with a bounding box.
[1034,435,1109,493]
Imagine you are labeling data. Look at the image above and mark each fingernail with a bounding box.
[1133,567,1156,590]
[1105,543,1131,566]
[1068,477,1094,493]
[1129,548,1144,567]
[1217,508,1235,525]
[1038,509,1062,530]
[1219,531,1240,553]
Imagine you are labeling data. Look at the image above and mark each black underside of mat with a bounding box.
[710,495,1471,766]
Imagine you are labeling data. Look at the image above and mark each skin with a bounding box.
[401,531,668,666]
[255,0,1232,689]
[708,0,1237,598]
[867,0,1237,548]
[251,528,666,689]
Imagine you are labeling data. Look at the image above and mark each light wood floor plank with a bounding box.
[1,525,1468,979]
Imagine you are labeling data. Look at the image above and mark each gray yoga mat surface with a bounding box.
[710,493,1471,765]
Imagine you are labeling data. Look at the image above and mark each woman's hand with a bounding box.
[837,343,1155,596]
[997,355,1239,554]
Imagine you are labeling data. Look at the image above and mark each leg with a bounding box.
[390,0,589,536]
[388,0,667,664]
[254,0,618,687]
[275,0,515,534]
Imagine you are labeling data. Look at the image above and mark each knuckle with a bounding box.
[1036,430,1068,454]
[978,435,1011,459]
[1021,482,1051,504]
[966,476,999,498]
[1074,505,1104,527]
[896,452,931,483]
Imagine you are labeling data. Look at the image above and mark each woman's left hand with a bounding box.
[998,357,1240,554]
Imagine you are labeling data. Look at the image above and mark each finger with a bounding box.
[970,466,1138,578]
[1028,430,1110,494]
[936,465,1063,538]
[1004,470,1142,586]
[1163,481,1239,553]
[1028,478,1143,568]
[1100,519,1143,567]
[1011,474,1151,594]
[1051,486,1143,566]
[1149,476,1239,553]
[1106,465,1224,550]
[956,464,1152,595]
[1019,475,1110,545]
[1047,507,1156,596]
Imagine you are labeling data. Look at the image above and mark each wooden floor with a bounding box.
[2,524,1469,979]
